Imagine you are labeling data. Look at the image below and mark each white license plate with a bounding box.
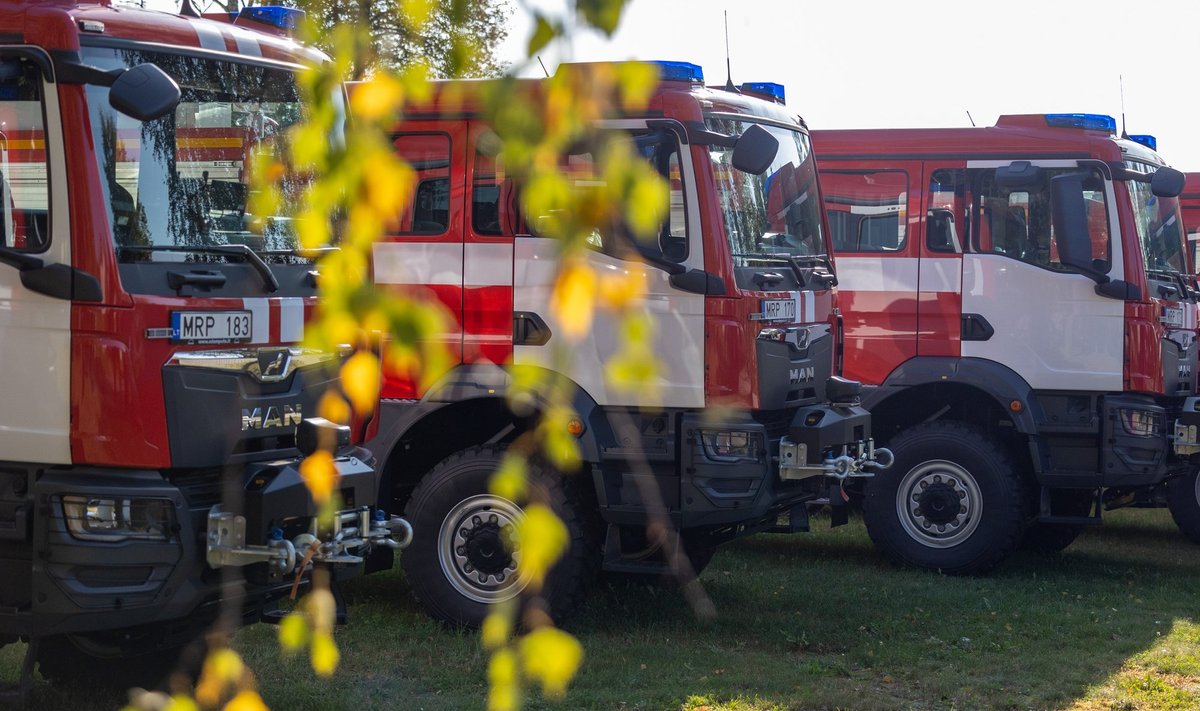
[171,311,252,343]
[1162,306,1185,328]
[760,298,797,322]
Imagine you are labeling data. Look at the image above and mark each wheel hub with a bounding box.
[896,460,983,549]
[438,495,527,604]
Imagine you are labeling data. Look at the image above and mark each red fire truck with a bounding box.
[812,114,1200,574]
[360,65,891,626]
[0,1,407,691]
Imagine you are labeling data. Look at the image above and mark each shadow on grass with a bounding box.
[6,508,1198,710]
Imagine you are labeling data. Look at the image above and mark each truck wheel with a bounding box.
[862,421,1027,574]
[1168,469,1200,543]
[36,632,203,690]
[401,446,598,628]
[1020,490,1093,554]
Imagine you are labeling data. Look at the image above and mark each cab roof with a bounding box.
[0,0,320,66]
[813,114,1164,166]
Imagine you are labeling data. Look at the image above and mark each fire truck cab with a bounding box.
[363,64,890,627]
[0,1,406,690]
[1180,171,1200,272]
[813,114,1199,573]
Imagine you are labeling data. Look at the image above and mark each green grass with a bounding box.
[7,508,1200,710]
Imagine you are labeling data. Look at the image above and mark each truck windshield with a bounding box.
[705,116,826,263]
[81,47,318,264]
[1126,161,1188,276]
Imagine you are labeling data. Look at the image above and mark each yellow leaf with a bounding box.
[625,170,669,239]
[317,391,351,425]
[514,503,568,588]
[597,265,646,310]
[550,260,597,340]
[163,695,201,711]
[489,455,528,503]
[311,630,340,677]
[341,351,381,416]
[223,690,269,711]
[203,649,245,685]
[615,62,660,111]
[488,646,518,686]
[300,450,338,505]
[279,611,308,653]
[400,0,435,29]
[481,610,512,651]
[519,627,584,698]
[349,74,403,122]
[306,587,337,633]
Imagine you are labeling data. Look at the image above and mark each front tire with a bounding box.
[1168,468,1200,543]
[863,421,1028,574]
[401,446,598,627]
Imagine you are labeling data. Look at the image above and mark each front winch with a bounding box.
[206,505,412,574]
[779,437,894,481]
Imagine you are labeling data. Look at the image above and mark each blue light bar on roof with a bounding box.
[1044,113,1117,132]
[1129,134,1158,151]
[651,61,703,83]
[740,82,786,103]
[238,6,304,30]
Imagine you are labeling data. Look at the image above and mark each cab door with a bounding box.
[822,162,921,384]
[372,122,466,397]
[0,52,71,464]
[959,159,1124,391]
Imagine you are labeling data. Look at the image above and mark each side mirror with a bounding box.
[1151,166,1186,198]
[732,124,778,175]
[995,161,1043,188]
[1050,171,1100,279]
[109,64,180,122]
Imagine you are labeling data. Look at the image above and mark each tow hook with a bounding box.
[206,505,413,574]
[779,437,894,481]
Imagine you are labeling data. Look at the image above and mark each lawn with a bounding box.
[9,508,1200,710]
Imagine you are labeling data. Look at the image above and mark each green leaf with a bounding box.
[577,0,627,36]
[527,14,557,58]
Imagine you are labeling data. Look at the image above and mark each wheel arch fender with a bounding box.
[864,357,1040,436]
[369,364,613,508]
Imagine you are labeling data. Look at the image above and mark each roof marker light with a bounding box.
[740,82,786,104]
[238,6,305,30]
[1044,113,1117,132]
[651,61,704,83]
[1129,134,1158,151]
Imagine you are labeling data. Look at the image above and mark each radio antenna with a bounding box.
[723,11,740,93]
[537,56,550,78]
[1119,74,1128,138]
[965,110,976,127]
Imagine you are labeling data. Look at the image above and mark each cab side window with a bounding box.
[391,133,450,234]
[0,56,49,252]
[505,130,688,261]
[969,165,1111,272]
[927,169,965,253]
[821,170,907,253]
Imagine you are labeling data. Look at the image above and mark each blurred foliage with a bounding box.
[138,0,668,709]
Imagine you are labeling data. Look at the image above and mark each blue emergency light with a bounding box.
[238,6,304,30]
[651,61,704,83]
[1044,113,1117,132]
[1129,134,1158,151]
[740,82,786,104]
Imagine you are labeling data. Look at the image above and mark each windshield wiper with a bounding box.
[118,244,280,293]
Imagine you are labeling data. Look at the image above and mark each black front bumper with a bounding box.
[679,400,876,530]
[25,449,376,639]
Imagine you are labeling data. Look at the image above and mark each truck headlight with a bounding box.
[61,496,174,542]
[1118,409,1164,437]
[700,430,760,460]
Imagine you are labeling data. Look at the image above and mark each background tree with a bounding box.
[206,0,510,78]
